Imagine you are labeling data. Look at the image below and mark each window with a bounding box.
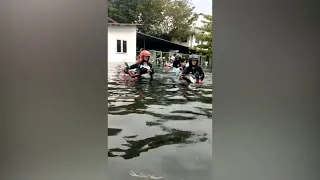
[117,40,121,52]
[181,37,188,42]
[122,40,127,53]
[195,38,199,43]
[116,40,128,53]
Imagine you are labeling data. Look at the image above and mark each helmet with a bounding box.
[188,54,199,66]
[139,50,151,61]
[175,55,182,61]
[188,54,199,61]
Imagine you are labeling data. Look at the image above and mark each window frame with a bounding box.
[122,40,127,53]
[116,39,128,54]
[116,39,122,53]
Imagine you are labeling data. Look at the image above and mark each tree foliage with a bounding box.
[108,0,198,42]
[194,14,212,56]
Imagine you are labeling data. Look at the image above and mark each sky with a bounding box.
[192,0,212,15]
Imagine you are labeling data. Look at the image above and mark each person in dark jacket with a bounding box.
[125,50,154,79]
[183,55,204,83]
[172,55,181,68]
[155,55,161,66]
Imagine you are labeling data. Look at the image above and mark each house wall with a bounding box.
[108,25,137,63]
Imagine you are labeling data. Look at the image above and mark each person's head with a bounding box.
[188,55,199,66]
[175,55,181,61]
[180,59,187,67]
[139,50,151,63]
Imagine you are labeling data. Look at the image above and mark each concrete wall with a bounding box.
[108,25,137,63]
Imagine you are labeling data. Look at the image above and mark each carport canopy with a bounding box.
[137,32,190,54]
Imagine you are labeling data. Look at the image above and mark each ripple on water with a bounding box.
[107,63,212,179]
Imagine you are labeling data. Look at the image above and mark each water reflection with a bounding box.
[108,62,212,179]
[108,128,122,136]
[109,127,207,159]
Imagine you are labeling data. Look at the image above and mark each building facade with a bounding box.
[173,14,210,48]
[108,18,138,63]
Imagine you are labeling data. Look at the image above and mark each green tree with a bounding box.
[158,0,198,42]
[193,14,212,56]
[108,0,139,24]
[108,0,198,42]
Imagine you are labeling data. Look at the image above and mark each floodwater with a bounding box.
[107,62,212,180]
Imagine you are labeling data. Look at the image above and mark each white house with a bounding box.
[108,18,140,63]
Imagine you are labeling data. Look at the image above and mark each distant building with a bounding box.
[173,14,210,48]
[108,17,140,63]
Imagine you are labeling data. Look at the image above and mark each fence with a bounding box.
[136,50,210,66]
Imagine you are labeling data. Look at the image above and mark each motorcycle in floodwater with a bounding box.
[121,62,202,93]
[173,68,203,87]
[180,74,203,89]
[123,62,152,80]
[119,62,153,97]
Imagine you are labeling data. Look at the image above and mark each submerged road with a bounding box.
[107,63,213,180]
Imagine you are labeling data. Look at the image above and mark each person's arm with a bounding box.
[172,60,178,68]
[128,63,139,70]
[139,67,147,74]
[198,67,205,81]
[183,67,191,75]
[148,63,154,75]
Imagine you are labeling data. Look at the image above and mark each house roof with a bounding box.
[108,23,142,26]
[108,17,118,23]
[108,17,142,26]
